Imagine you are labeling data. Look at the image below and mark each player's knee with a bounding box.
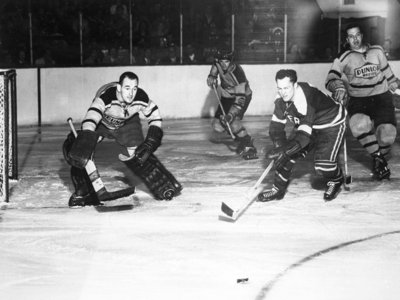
[62,132,75,165]
[231,120,246,136]
[349,114,373,137]
[376,124,396,145]
[211,118,225,133]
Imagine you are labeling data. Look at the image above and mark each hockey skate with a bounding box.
[323,180,343,201]
[68,192,100,207]
[257,187,285,202]
[372,153,390,180]
[236,135,258,160]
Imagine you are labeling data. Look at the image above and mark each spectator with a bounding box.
[84,48,102,65]
[286,43,304,63]
[321,47,335,62]
[110,0,128,20]
[141,47,155,65]
[16,49,29,66]
[35,49,55,66]
[183,44,202,64]
[160,44,180,64]
[383,38,394,60]
[102,47,119,65]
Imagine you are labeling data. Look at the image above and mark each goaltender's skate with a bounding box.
[69,192,100,207]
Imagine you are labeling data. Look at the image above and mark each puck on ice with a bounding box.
[236,278,249,283]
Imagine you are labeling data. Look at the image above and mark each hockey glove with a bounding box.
[389,78,400,92]
[68,130,98,169]
[268,140,302,170]
[219,113,234,127]
[333,87,348,106]
[207,75,217,88]
[135,126,163,165]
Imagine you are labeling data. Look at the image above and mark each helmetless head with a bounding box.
[275,69,298,102]
[117,72,138,104]
[346,24,363,51]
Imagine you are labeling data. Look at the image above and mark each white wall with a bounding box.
[15,61,400,126]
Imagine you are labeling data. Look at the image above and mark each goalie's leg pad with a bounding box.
[69,166,100,207]
[124,154,182,200]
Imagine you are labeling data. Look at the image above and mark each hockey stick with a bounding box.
[343,139,352,189]
[212,85,236,140]
[67,118,135,202]
[221,160,274,221]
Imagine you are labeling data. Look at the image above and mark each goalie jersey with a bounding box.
[325,45,398,97]
[82,82,162,131]
[270,82,346,148]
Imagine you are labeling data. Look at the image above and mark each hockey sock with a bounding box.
[356,130,379,155]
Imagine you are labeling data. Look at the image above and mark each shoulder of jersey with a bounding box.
[133,88,150,103]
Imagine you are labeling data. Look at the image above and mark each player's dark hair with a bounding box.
[119,72,139,85]
[345,23,363,35]
[275,69,297,83]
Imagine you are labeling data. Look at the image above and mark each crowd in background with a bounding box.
[0,0,398,67]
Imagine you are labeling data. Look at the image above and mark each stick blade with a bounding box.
[98,186,136,202]
[221,201,235,217]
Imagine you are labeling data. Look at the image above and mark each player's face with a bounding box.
[219,59,231,71]
[276,77,295,102]
[346,27,363,50]
[118,78,138,104]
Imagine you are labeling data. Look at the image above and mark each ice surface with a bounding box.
[1,116,400,300]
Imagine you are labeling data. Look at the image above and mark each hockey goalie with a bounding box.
[62,71,182,207]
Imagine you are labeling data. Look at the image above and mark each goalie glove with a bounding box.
[267,140,302,170]
[135,126,163,165]
[68,130,98,169]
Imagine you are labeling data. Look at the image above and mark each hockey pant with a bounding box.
[313,123,345,181]
[272,148,308,192]
[123,154,182,200]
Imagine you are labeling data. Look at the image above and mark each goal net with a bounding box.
[0,69,18,203]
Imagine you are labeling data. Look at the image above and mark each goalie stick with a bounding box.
[212,84,236,140]
[67,118,135,202]
[221,160,274,221]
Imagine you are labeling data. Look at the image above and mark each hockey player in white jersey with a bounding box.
[326,23,400,180]
[63,71,182,206]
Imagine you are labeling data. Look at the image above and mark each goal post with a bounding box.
[0,69,18,203]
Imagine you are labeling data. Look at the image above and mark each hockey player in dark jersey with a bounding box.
[258,69,346,202]
[63,71,182,206]
[326,23,400,180]
[206,49,258,160]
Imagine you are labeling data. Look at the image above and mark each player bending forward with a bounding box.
[258,69,346,202]
[63,71,182,207]
[206,49,257,160]
[326,23,400,180]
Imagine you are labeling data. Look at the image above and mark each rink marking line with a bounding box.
[255,230,400,300]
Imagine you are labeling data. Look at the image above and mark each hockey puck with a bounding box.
[236,278,249,284]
